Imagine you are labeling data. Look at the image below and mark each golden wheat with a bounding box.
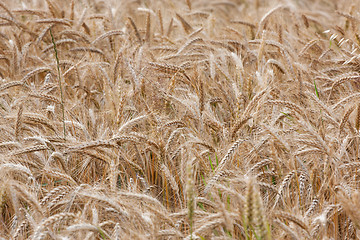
[0,0,359,239]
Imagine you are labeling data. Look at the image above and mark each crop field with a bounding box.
[0,0,360,239]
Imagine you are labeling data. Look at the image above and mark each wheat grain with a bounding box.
[14,104,23,141]
[247,159,272,174]
[127,17,142,44]
[339,105,356,134]
[92,30,124,45]
[204,138,246,194]
[333,93,360,110]
[176,13,194,35]
[273,219,300,240]
[274,211,309,233]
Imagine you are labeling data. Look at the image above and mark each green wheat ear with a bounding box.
[49,27,66,140]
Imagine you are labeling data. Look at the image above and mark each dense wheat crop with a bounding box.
[0,0,360,239]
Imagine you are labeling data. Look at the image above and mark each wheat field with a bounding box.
[0,0,359,239]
